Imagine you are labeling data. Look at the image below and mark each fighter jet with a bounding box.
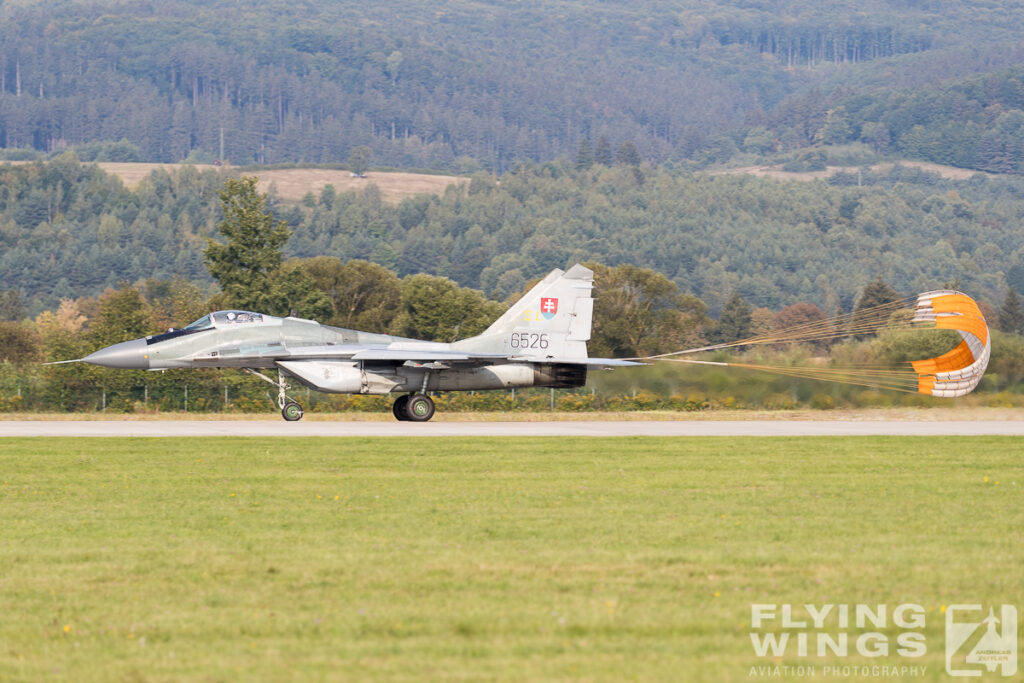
[69,264,640,421]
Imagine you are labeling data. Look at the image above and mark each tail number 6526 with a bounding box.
[510,332,549,349]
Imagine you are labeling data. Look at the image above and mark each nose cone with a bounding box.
[83,338,150,369]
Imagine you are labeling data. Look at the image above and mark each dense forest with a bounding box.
[762,66,1024,174]
[3,157,1024,316]
[3,0,1024,172]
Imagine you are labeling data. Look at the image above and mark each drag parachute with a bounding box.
[647,290,990,398]
[910,291,989,397]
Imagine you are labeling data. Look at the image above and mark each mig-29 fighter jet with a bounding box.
[68,264,640,421]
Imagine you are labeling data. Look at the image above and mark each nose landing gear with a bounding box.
[245,368,305,421]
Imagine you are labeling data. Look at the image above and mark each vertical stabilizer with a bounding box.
[453,264,594,360]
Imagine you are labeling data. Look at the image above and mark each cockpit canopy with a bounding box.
[183,315,213,331]
[147,310,274,345]
[214,310,265,326]
[184,310,267,331]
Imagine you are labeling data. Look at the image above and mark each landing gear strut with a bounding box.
[245,368,304,421]
[391,393,434,422]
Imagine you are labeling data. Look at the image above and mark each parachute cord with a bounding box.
[659,358,922,393]
[620,291,988,398]
[618,296,941,394]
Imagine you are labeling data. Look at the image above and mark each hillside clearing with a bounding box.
[88,162,467,203]
[711,160,992,182]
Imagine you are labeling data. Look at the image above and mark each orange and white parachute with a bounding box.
[646,289,991,398]
[910,290,990,397]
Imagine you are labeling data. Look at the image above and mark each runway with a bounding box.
[1,420,1024,437]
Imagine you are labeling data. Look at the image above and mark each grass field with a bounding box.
[0,437,1020,681]
[711,160,990,182]
[87,163,467,203]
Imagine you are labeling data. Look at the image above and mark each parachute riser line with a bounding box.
[637,290,989,398]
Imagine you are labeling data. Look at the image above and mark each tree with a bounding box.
[782,149,827,172]
[204,177,330,318]
[144,277,209,329]
[861,121,890,154]
[297,257,402,332]
[750,307,775,336]
[615,141,641,166]
[83,284,157,408]
[773,302,828,348]
[0,289,26,321]
[205,177,291,312]
[389,274,505,342]
[742,127,774,155]
[35,299,90,391]
[0,322,41,363]
[90,285,156,347]
[385,50,403,84]
[594,135,613,166]
[271,265,335,321]
[348,146,373,177]
[773,303,826,332]
[575,138,593,171]
[587,263,708,357]
[712,293,752,343]
[1000,287,1024,334]
[816,107,852,145]
[852,276,902,335]
[855,277,901,313]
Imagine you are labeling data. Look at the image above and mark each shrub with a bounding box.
[809,393,835,409]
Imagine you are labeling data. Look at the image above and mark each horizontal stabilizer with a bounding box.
[550,357,646,368]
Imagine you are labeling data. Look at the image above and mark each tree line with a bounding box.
[4,257,1024,412]
[7,157,1024,318]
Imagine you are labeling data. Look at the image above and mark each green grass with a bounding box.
[0,438,1021,681]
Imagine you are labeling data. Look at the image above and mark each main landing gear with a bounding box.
[392,393,435,422]
[392,369,436,422]
[245,368,304,421]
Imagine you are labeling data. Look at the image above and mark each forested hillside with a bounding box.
[3,0,1024,172]
[3,157,1024,314]
[764,66,1024,174]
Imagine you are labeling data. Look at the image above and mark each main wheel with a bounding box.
[282,401,304,421]
[392,395,411,421]
[405,394,435,422]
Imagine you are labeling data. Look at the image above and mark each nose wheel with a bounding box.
[392,393,434,422]
[282,401,304,421]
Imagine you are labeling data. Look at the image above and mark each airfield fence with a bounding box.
[2,359,1024,413]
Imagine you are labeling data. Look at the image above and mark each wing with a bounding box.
[189,343,510,366]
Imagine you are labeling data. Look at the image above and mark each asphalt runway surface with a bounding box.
[1,420,1023,437]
